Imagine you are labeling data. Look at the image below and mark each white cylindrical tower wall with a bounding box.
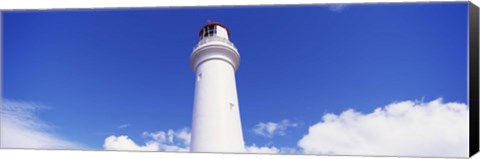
[191,59,244,152]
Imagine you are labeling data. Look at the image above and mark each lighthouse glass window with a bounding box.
[1,2,477,158]
[202,25,216,37]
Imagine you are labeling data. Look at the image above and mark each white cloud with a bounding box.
[175,128,191,146]
[104,128,191,152]
[329,4,348,13]
[103,135,158,151]
[252,119,298,138]
[118,124,130,129]
[143,130,166,142]
[1,99,85,149]
[298,98,468,157]
[145,128,191,152]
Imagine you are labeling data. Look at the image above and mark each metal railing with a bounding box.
[194,36,236,49]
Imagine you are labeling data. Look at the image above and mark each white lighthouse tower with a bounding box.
[189,22,245,153]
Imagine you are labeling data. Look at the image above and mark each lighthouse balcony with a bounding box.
[194,36,236,50]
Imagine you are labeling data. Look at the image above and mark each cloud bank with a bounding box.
[104,135,158,151]
[105,126,303,154]
[298,98,468,157]
[1,99,85,149]
[104,128,191,152]
[252,119,298,138]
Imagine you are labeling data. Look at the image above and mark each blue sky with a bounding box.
[2,2,470,155]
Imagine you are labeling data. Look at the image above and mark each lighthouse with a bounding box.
[189,22,245,153]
